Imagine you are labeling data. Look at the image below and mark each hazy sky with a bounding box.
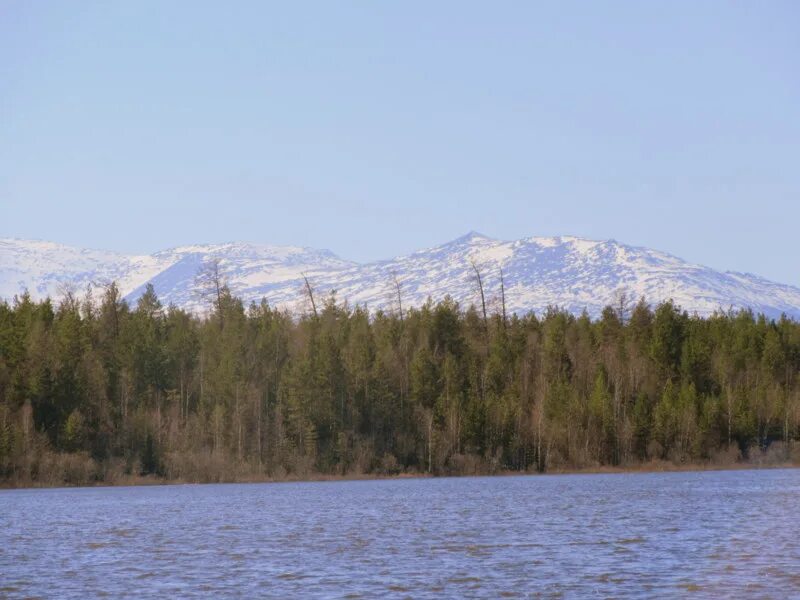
[2,2,799,285]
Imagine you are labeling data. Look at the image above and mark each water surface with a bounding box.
[2,469,799,598]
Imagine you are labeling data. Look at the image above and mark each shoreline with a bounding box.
[2,460,797,491]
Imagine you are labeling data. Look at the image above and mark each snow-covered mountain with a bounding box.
[2,233,800,320]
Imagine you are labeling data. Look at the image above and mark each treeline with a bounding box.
[1,281,799,486]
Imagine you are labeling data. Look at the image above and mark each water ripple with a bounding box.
[1,469,799,598]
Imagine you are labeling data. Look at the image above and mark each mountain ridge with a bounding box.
[2,234,799,320]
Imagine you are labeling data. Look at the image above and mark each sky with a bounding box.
[1,1,799,285]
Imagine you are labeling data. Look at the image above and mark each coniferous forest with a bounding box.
[1,277,799,487]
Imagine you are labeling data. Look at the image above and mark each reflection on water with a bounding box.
[1,469,799,598]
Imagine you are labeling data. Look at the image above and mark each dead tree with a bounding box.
[302,272,318,318]
[499,266,507,328]
[391,271,404,322]
[471,259,488,329]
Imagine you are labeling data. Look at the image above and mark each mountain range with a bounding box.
[2,233,799,320]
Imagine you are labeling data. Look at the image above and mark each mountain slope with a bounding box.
[2,234,799,319]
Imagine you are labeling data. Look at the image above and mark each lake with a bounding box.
[2,469,799,598]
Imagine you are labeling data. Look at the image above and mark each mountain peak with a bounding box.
[448,231,494,245]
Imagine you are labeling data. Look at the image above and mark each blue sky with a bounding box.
[1,1,799,285]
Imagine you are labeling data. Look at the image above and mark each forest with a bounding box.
[1,271,799,486]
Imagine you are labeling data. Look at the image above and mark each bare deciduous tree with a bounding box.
[195,257,228,328]
[613,288,633,323]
